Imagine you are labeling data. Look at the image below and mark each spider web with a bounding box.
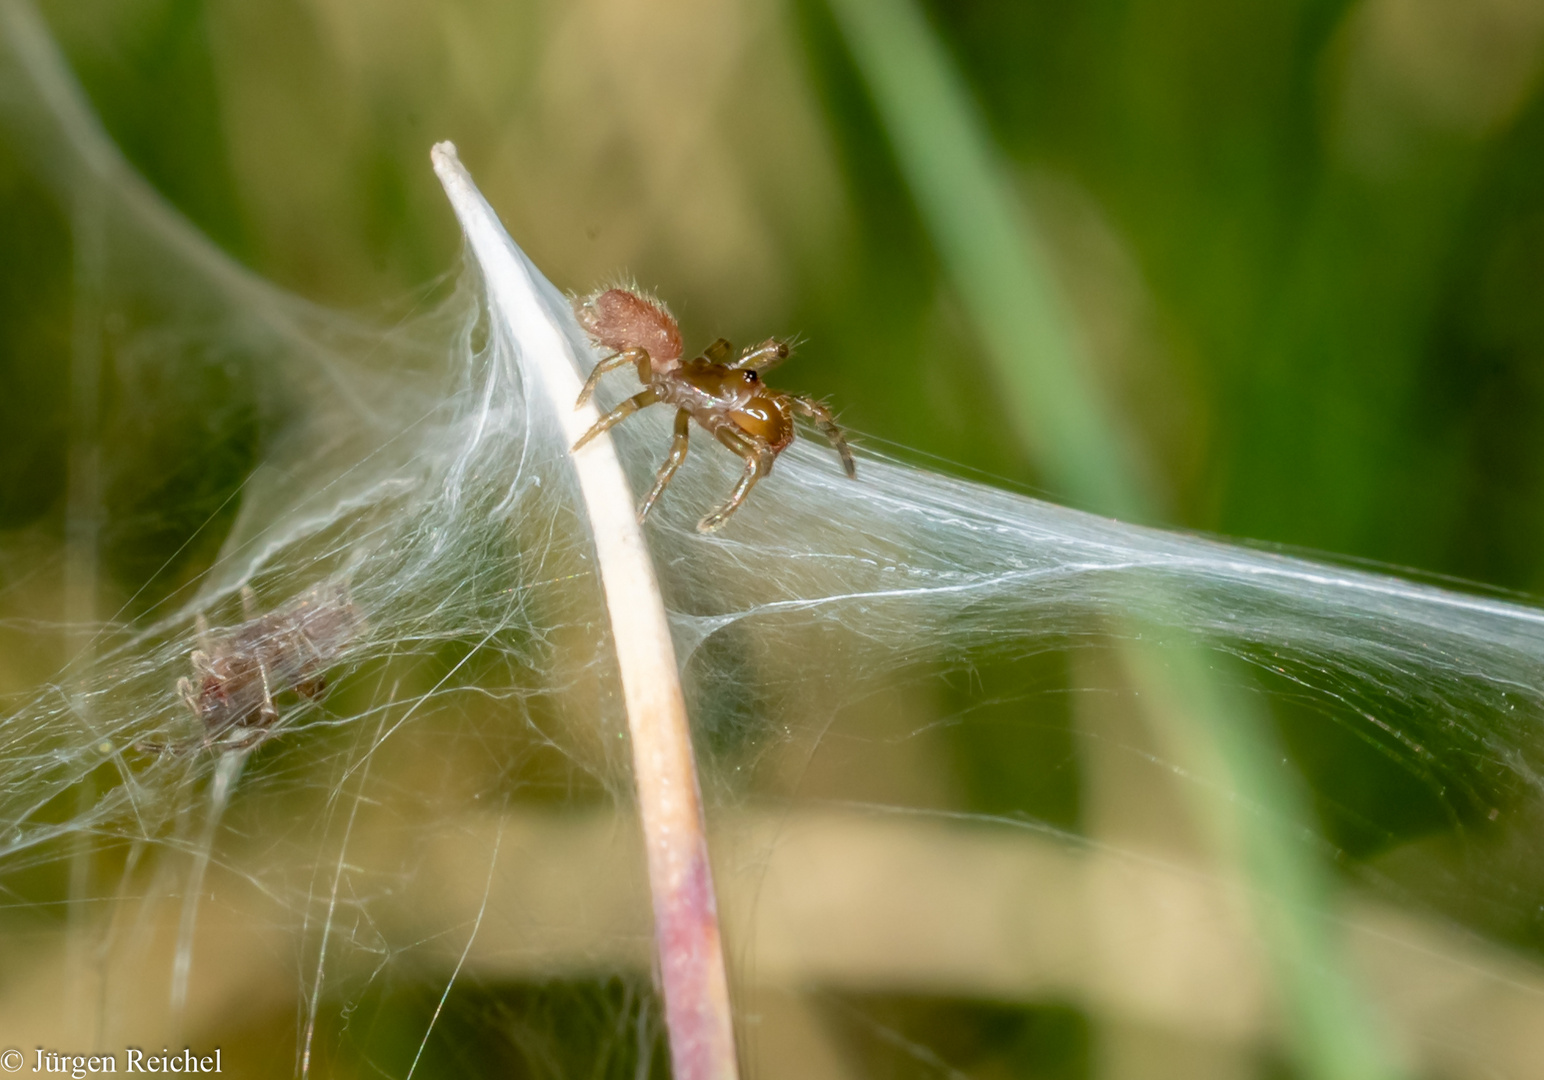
[3,3,1544,1077]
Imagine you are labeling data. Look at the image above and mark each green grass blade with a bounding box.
[824,0,1146,520]
[824,1,1406,1076]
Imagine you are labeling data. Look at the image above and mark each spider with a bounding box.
[169,584,362,752]
[570,287,856,532]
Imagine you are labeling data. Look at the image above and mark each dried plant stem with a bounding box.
[431,144,739,1080]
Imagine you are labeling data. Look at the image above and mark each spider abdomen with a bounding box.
[575,288,684,371]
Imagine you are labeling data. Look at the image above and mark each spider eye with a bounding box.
[743,370,758,383]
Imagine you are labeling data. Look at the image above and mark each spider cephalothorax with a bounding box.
[571,287,855,532]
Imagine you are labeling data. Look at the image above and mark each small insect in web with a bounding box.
[571,287,857,532]
[157,584,363,753]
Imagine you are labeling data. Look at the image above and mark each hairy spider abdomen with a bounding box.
[575,288,684,371]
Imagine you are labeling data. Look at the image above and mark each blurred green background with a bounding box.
[4,0,1544,1077]
[9,0,1544,587]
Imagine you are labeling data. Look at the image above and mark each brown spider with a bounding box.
[570,287,856,532]
[169,584,362,751]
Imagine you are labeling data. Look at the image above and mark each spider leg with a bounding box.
[292,629,331,700]
[576,347,650,408]
[730,338,790,373]
[194,612,214,654]
[792,396,856,479]
[177,676,200,716]
[703,338,735,364]
[297,674,329,700]
[216,725,270,753]
[699,427,775,533]
[254,660,279,727]
[639,409,691,522]
[572,388,660,452]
